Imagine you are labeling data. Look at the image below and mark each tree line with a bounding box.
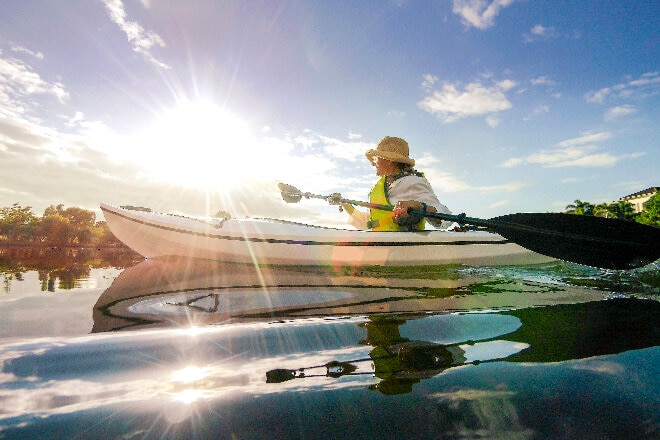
[564,192,660,226]
[0,203,122,247]
[1,193,658,248]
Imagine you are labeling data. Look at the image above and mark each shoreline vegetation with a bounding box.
[0,203,125,248]
[1,196,659,249]
[0,246,143,293]
[564,195,660,226]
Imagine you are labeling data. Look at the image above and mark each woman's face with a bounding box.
[373,157,401,176]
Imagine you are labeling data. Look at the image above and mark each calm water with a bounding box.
[0,247,658,439]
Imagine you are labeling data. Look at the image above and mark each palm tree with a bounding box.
[593,203,611,218]
[565,200,594,216]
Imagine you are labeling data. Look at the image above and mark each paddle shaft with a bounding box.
[298,191,485,227]
[280,184,660,269]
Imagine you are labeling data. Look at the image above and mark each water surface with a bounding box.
[0,248,658,439]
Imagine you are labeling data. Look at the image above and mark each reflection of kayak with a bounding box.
[100,203,553,266]
[92,257,605,333]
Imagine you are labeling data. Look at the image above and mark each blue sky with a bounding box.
[0,0,657,227]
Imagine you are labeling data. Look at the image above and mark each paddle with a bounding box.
[278,183,660,270]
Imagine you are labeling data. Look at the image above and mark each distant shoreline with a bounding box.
[0,243,131,250]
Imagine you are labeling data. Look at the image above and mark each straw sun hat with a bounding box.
[365,136,415,166]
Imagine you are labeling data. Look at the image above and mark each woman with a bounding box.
[331,136,452,231]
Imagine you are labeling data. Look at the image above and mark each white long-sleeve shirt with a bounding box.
[347,175,452,230]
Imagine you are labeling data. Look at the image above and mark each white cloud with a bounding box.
[530,24,551,36]
[430,171,525,193]
[500,146,620,168]
[386,110,406,118]
[416,153,526,194]
[531,76,556,87]
[499,131,648,168]
[585,71,660,103]
[418,78,514,123]
[10,45,44,60]
[421,74,438,91]
[523,24,578,43]
[0,49,69,118]
[523,24,559,42]
[523,105,550,121]
[320,135,372,162]
[556,131,612,148]
[452,0,516,30]
[497,79,517,91]
[489,200,509,208]
[604,105,637,121]
[101,0,169,69]
[486,114,501,127]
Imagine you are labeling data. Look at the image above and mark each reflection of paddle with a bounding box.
[266,341,472,385]
[279,183,660,270]
[266,360,364,383]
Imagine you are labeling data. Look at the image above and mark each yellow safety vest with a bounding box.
[368,176,425,231]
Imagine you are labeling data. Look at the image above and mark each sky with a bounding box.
[0,0,658,228]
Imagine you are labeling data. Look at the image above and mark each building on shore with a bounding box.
[620,187,659,213]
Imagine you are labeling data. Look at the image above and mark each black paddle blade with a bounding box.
[266,369,297,383]
[325,361,357,378]
[490,213,660,270]
[278,182,303,203]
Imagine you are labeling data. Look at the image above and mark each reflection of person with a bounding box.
[359,315,467,395]
[330,136,452,231]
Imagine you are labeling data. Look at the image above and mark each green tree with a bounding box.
[565,200,595,216]
[605,201,636,221]
[91,221,122,246]
[637,193,660,227]
[36,215,72,245]
[41,205,97,245]
[0,203,38,242]
[0,202,128,248]
[593,203,611,218]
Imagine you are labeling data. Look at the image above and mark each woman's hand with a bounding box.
[393,201,436,222]
[328,193,355,214]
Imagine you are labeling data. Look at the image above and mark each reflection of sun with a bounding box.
[133,101,255,191]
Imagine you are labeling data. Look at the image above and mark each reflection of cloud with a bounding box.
[430,388,516,401]
[428,388,534,439]
[0,324,373,424]
[571,360,625,376]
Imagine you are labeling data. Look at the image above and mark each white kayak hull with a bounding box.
[100,203,554,267]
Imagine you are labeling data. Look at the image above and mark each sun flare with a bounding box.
[133,101,256,191]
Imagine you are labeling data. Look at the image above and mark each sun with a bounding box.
[133,101,255,190]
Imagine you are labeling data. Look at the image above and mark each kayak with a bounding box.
[100,203,555,266]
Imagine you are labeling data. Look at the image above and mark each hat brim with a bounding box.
[365,149,415,166]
